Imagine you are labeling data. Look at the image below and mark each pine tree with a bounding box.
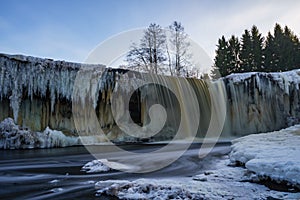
[264,24,284,72]
[251,25,264,71]
[227,35,240,74]
[240,29,252,72]
[263,31,275,72]
[264,24,299,72]
[240,26,264,72]
[212,36,229,78]
[282,26,300,70]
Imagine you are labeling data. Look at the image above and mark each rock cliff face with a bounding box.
[225,71,300,136]
[1,53,300,142]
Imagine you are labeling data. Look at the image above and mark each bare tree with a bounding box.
[168,21,191,76]
[126,23,166,74]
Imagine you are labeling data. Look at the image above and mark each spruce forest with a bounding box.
[211,24,300,78]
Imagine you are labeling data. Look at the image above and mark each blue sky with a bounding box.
[1,0,300,67]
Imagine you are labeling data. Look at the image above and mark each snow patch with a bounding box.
[94,158,300,200]
[81,159,112,173]
[230,124,300,187]
[0,118,80,149]
[95,179,204,200]
[226,69,300,95]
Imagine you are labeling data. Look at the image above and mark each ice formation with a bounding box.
[0,118,80,149]
[0,54,78,121]
[1,52,300,142]
[224,69,300,135]
[230,124,300,188]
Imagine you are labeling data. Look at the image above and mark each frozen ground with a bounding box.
[230,124,300,189]
[93,156,300,200]
[90,125,300,199]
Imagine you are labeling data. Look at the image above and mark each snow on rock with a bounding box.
[81,159,112,173]
[0,118,80,149]
[95,179,205,200]
[230,124,300,188]
[226,69,300,88]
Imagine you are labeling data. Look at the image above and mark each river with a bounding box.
[0,143,231,200]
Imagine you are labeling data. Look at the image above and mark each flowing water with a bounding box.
[0,143,231,200]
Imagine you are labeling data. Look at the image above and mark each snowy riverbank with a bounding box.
[86,125,300,199]
[230,124,300,189]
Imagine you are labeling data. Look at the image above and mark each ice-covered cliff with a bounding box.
[224,70,300,136]
[1,53,300,145]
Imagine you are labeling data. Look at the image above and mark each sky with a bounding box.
[1,0,300,70]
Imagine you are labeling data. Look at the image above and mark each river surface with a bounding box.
[0,143,231,200]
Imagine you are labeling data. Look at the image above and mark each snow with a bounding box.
[95,179,205,199]
[81,159,112,173]
[94,157,300,200]
[0,118,80,149]
[226,69,300,95]
[93,125,300,199]
[230,124,300,188]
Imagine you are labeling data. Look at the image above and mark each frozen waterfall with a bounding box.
[1,53,300,146]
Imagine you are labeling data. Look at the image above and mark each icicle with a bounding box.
[9,80,22,123]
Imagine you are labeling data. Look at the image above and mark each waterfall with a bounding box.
[1,53,300,145]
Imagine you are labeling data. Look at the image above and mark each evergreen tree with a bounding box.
[213,23,300,77]
[212,36,229,78]
[263,31,275,72]
[251,25,264,71]
[264,24,299,72]
[282,26,300,70]
[227,35,240,74]
[264,24,284,72]
[240,26,264,72]
[240,29,252,72]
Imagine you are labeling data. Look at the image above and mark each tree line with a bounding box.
[211,24,300,78]
[124,22,199,78]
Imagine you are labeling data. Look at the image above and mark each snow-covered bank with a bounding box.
[94,157,300,200]
[92,125,300,199]
[230,124,300,188]
[0,118,80,149]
